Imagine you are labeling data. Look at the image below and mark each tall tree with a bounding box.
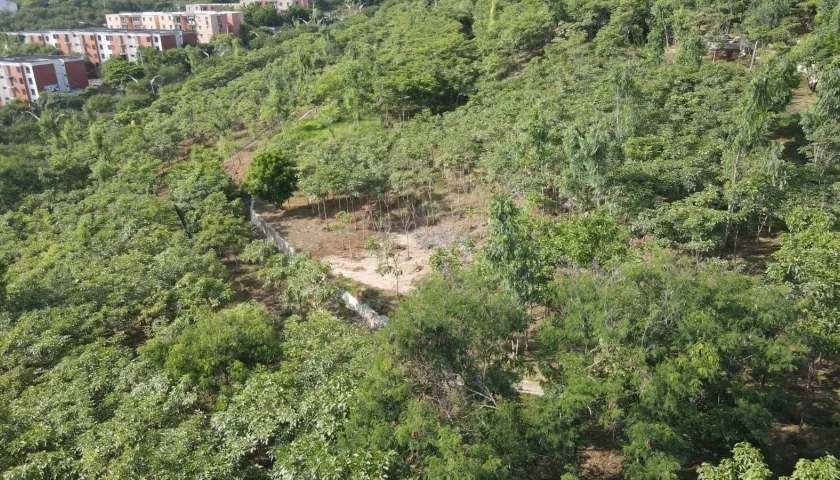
[242,149,298,208]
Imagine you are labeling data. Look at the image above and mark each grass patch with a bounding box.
[293,116,382,141]
[773,112,809,164]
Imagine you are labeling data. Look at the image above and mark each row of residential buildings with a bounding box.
[0,22,203,104]
[9,28,197,65]
[0,55,88,105]
[0,0,311,106]
[7,0,311,57]
[105,10,241,43]
[101,0,311,42]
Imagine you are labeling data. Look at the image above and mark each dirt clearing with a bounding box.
[253,185,487,295]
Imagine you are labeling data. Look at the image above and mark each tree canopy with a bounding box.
[242,148,298,206]
[2,0,840,477]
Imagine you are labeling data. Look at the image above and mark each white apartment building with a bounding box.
[0,55,88,105]
[0,0,17,12]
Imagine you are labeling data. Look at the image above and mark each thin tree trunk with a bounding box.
[799,353,821,440]
[724,147,744,248]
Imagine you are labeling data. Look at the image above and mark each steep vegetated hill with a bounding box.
[1,0,840,478]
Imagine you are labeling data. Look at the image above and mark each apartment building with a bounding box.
[192,11,240,42]
[0,0,17,12]
[12,28,198,65]
[185,3,239,12]
[106,10,240,43]
[239,0,309,11]
[0,55,88,105]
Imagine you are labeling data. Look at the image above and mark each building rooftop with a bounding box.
[0,54,82,63]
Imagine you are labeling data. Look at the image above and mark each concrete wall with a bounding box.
[249,198,388,329]
[105,15,122,28]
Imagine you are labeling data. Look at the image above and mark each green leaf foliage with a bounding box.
[242,148,298,206]
[2,0,840,476]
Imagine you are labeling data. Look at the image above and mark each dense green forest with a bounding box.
[2,0,840,477]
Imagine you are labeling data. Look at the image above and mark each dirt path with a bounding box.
[787,78,816,115]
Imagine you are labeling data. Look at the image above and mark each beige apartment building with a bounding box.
[106,10,241,43]
[185,3,239,11]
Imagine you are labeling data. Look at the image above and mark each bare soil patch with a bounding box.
[253,184,487,295]
[579,447,623,479]
[222,134,260,184]
[224,148,256,185]
[766,424,840,474]
[760,360,840,473]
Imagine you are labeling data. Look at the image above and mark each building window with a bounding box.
[98,35,102,40]
[27,78,32,85]
[53,34,58,39]
[30,89,35,95]
[24,66,30,73]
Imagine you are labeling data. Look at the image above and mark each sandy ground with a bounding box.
[323,233,433,292]
[253,189,486,295]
